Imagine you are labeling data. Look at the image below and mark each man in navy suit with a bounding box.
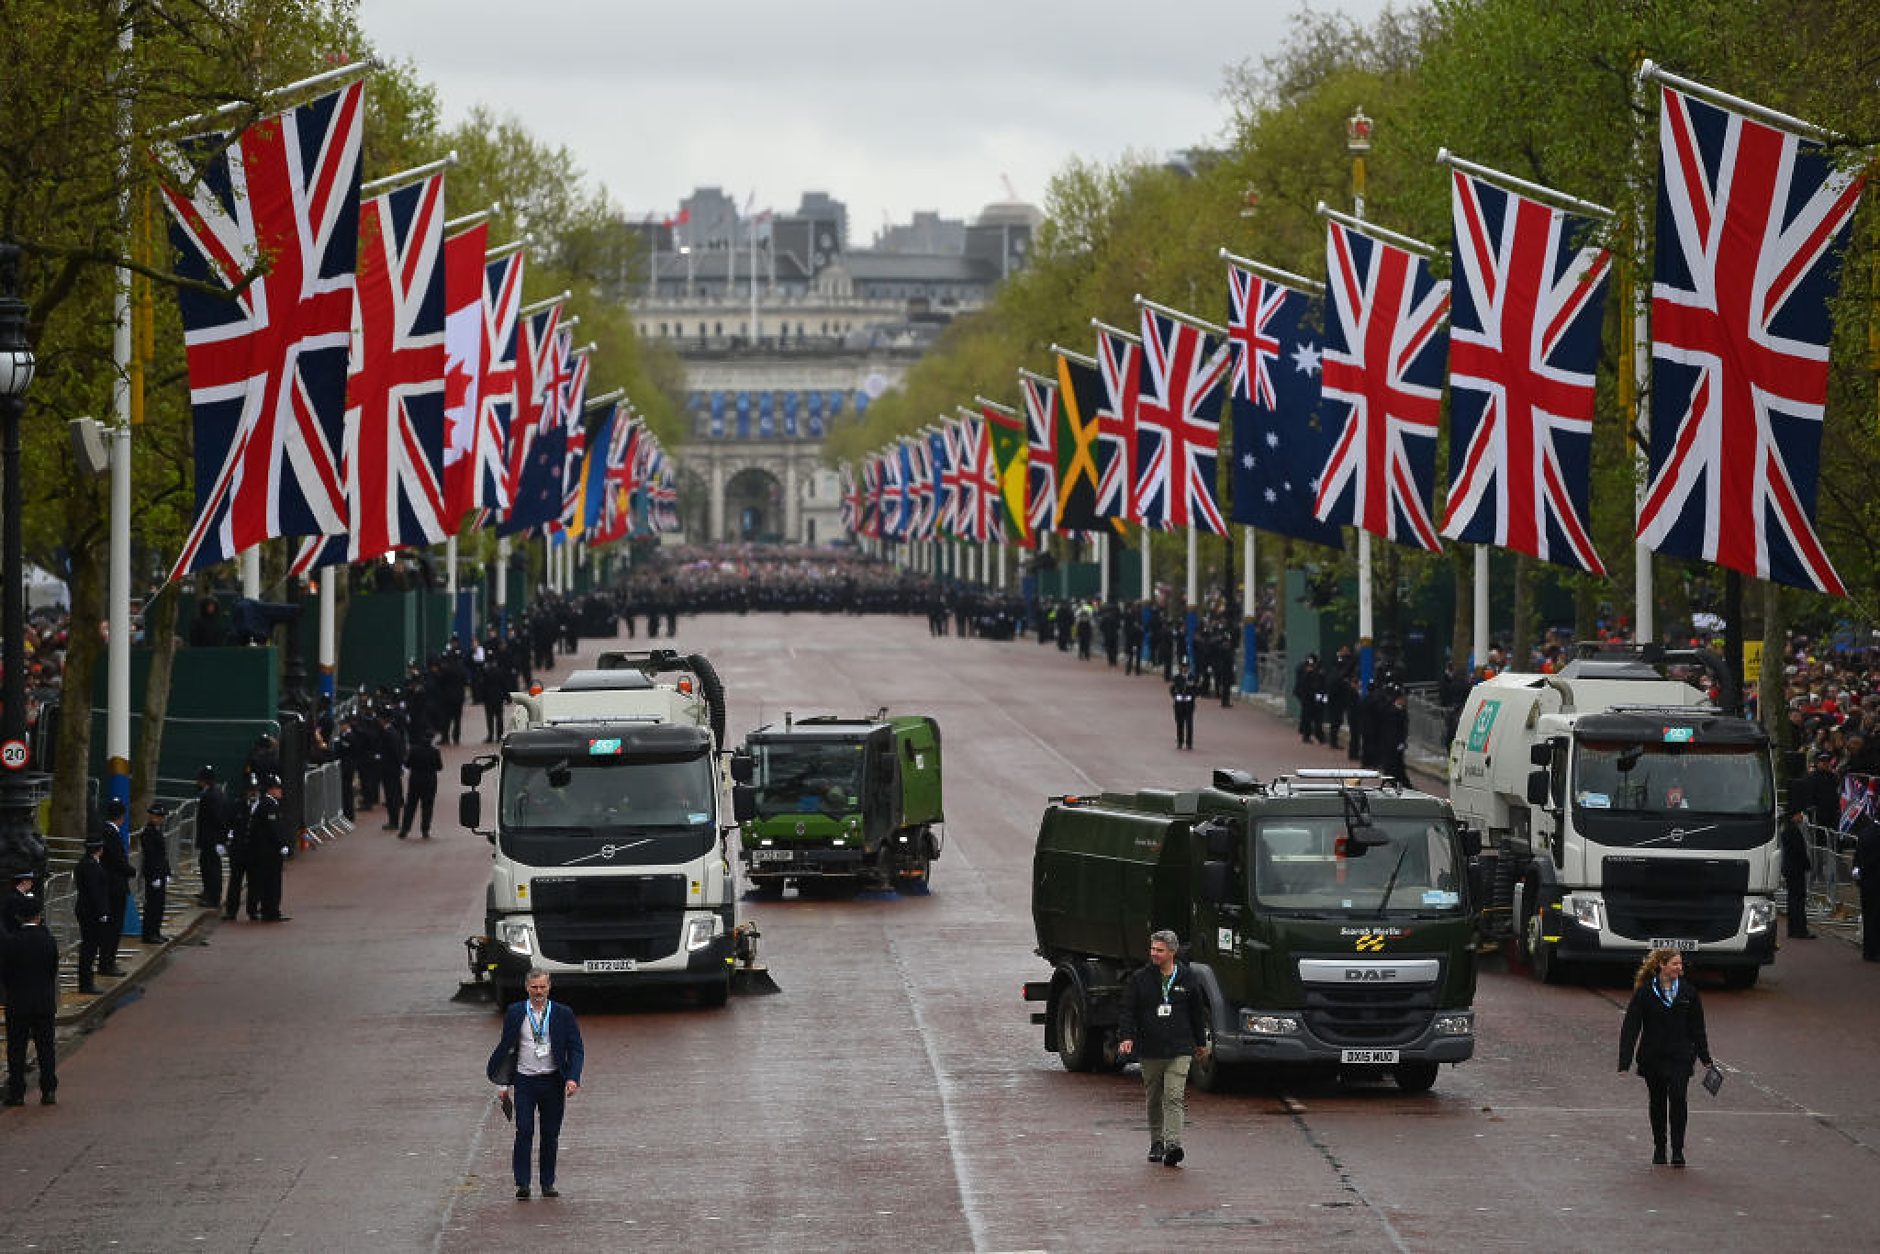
[487,970,584,1198]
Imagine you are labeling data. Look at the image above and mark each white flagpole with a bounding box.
[241,547,260,599]
[1349,109,1375,692]
[1473,545,1489,674]
[1099,531,1110,604]
[105,9,133,813]
[318,574,335,700]
[497,535,510,635]
[1241,526,1257,694]
[1631,65,1655,646]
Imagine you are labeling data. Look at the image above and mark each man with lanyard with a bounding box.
[488,970,585,1198]
[1117,930,1210,1167]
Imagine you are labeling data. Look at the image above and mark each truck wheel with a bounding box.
[1521,894,1564,985]
[1053,986,1102,1073]
[1393,1061,1440,1093]
[1723,965,1760,990]
[1190,1047,1235,1093]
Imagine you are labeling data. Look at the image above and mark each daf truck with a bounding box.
[1023,769,1477,1093]
[460,650,743,1007]
[736,712,944,894]
[1449,645,1779,987]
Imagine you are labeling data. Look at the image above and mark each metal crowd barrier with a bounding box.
[1405,688,1450,760]
[41,869,76,953]
[1799,821,1863,942]
[1256,653,1292,702]
[300,759,352,844]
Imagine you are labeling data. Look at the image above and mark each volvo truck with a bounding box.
[460,650,743,1006]
[1449,645,1779,987]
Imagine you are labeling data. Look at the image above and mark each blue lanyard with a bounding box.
[1654,978,1678,1008]
[1161,968,1177,1004]
[527,1001,550,1042]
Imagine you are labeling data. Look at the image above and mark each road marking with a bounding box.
[888,930,988,1252]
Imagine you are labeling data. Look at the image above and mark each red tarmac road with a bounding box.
[3,611,1879,1252]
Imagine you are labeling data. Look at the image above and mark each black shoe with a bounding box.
[516,1185,530,1199]
[40,1093,55,1105]
[1671,1151,1686,1167]
[422,832,431,839]
[262,916,291,923]
[98,967,125,978]
[142,935,171,945]
[77,984,99,995]
[1147,1141,1165,1163]
[541,1186,559,1198]
[397,832,407,839]
[382,823,399,831]
[1162,1145,1184,1167]
[1652,1147,1667,1165]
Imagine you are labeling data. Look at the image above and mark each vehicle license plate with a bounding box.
[583,959,636,972]
[1340,1048,1400,1064]
[1648,938,1699,951]
[751,849,794,863]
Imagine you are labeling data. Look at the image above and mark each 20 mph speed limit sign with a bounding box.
[0,739,28,770]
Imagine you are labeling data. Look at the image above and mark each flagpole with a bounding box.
[157,58,376,136]
[1349,108,1375,695]
[359,151,458,198]
[241,547,260,599]
[1242,527,1257,695]
[318,572,335,700]
[105,9,135,821]
[497,536,510,636]
[445,201,499,234]
[1473,545,1489,676]
[1185,527,1198,667]
[1630,62,1655,646]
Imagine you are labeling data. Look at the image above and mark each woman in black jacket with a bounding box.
[1617,948,1713,1166]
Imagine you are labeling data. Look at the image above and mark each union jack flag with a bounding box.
[879,445,908,540]
[591,417,640,546]
[341,173,449,563]
[907,437,934,540]
[1314,218,1451,551]
[557,348,591,527]
[1638,82,1866,595]
[469,248,525,519]
[499,307,565,535]
[1134,305,1232,533]
[1022,373,1058,541]
[954,414,997,543]
[1442,169,1611,573]
[1227,264,1289,411]
[839,462,861,535]
[155,81,364,579]
[1094,328,1139,522]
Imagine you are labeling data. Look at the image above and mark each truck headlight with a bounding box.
[1434,1014,1474,1036]
[1242,1013,1300,1035]
[1568,897,1603,931]
[1747,899,1777,934]
[498,921,534,957]
[685,915,718,953]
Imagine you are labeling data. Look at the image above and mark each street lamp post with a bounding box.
[0,241,47,885]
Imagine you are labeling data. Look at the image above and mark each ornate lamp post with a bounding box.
[0,241,47,884]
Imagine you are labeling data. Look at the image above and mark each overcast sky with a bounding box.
[357,0,1397,245]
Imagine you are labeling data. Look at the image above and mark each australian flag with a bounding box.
[1226,263,1342,547]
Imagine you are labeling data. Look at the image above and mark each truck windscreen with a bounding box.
[751,740,866,818]
[499,753,716,864]
[1253,818,1466,916]
[1572,740,1772,817]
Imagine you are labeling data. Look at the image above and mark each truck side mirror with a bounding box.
[1459,827,1483,857]
[732,784,757,823]
[1526,768,1550,807]
[459,790,482,832]
[1199,817,1237,862]
[1201,860,1233,904]
[729,752,754,785]
[1530,742,1551,767]
[460,762,484,787]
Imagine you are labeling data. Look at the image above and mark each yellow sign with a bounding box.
[1355,934,1386,952]
[1743,641,1762,686]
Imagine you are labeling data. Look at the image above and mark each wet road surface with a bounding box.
[3,610,1878,1251]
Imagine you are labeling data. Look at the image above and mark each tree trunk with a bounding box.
[1450,546,1471,673]
[1759,580,1788,763]
[130,580,184,816]
[51,534,104,851]
[1574,573,1598,643]
[1511,554,1534,670]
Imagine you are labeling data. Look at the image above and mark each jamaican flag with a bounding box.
[1054,352,1104,532]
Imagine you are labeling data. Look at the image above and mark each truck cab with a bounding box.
[463,652,739,1006]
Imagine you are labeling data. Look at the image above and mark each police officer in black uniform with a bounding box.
[1295,654,1326,744]
[96,799,133,976]
[137,800,173,944]
[1170,661,1199,751]
[74,834,111,993]
[194,766,233,905]
[2,893,60,1105]
[247,774,290,922]
[400,728,444,839]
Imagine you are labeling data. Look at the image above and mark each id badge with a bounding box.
[1157,1003,1172,1018]
[534,1042,550,1058]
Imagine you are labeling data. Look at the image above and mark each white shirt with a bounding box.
[516,1001,556,1076]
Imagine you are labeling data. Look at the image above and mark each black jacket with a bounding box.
[1117,961,1209,1060]
[75,854,112,925]
[99,821,134,888]
[1855,818,1880,892]
[405,740,444,786]
[138,821,171,884]
[197,783,235,846]
[0,923,60,1016]
[1618,978,1711,1080]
